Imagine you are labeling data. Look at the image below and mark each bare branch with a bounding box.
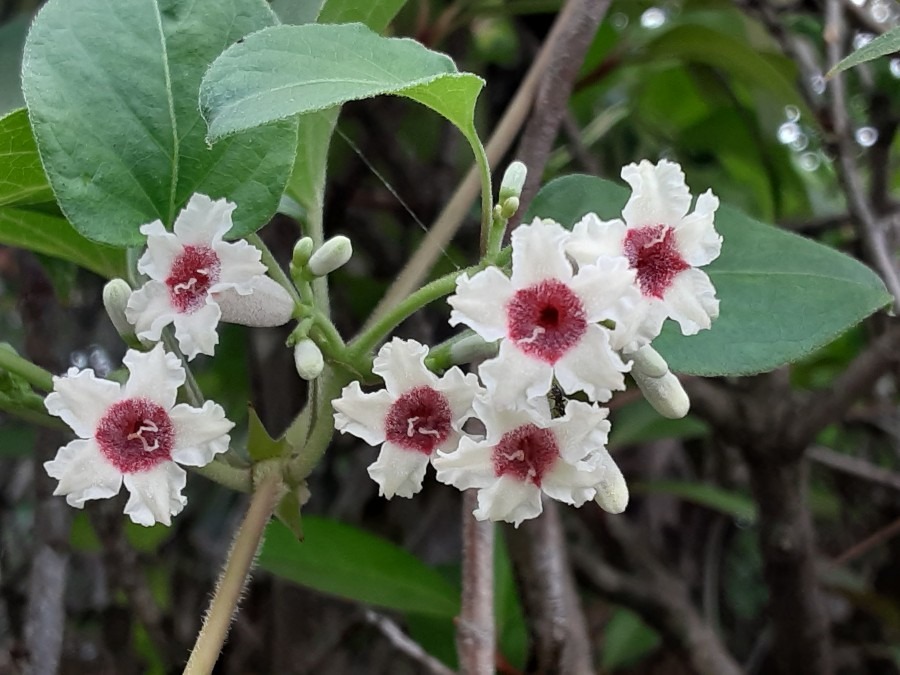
[363,610,457,675]
[457,490,495,675]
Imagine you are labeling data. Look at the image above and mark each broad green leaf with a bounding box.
[271,0,327,24]
[259,518,460,617]
[631,480,757,522]
[0,16,28,117]
[601,607,661,670]
[200,23,484,147]
[317,0,408,31]
[829,25,900,75]
[527,175,892,376]
[640,24,811,118]
[0,108,54,206]
[22,0,297,247]
[608,398,709,450]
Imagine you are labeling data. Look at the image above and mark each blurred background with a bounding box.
[2,0,900,673]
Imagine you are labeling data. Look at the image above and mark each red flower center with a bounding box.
[506,279,587,364]
[623,225,690,299]
[95,398,174,473]
[166,245,221,313]
[492,423,559,487]
[384,386,453,455]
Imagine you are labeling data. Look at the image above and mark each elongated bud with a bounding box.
[216,276,295,327]
[627,344,669,378]
[632,370,690,419]
[292,236,315,270]
[448,332,499,365]
[499,161,527,202]
[593,452,629,514]
[293,338,324,380]
[103,279,138,341]
[308,236,352,277]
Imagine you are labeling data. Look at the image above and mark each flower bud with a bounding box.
[215,276,295,327]
[594,452,629,514]
[499,196,519,220]
[627,344,669,378]
[632,370,690,419]
[448,332,499,365]
[498,161,527,202]
[292,236,315,270]
[293,338,324,380]
[103,279,138,342]
[308,235,352,277]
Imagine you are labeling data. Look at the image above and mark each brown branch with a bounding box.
[504,500,593,675]
[457,490,495,675]
[809,445,900,492]
[363,610,457,675]
[829,514,900,567]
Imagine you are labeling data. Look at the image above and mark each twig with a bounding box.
[457,490,495,675]
[809,445,900,492]
[504,500,593,674]
[363,610,457,675]
[830,514,900,567]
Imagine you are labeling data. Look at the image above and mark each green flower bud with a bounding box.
[292,236,315,270]
[103,279,137,342]
[498,161,527,202]
[308,236,352,277]
[627,345,669,378]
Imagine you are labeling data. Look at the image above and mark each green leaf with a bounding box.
[271,0,327,24]
[631,480,757,522]
[601,607,661,670]
[0,15,28,116]
[0,108,56,207]
[527,175,892,376]
[199,23,484,146]
[317,0,409,31]
[259,518,460,618]
[22,0,298,247]
[608,398,709,450]
[247,406,288,462]
[829,25,900,76]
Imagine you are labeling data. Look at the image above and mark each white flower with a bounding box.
[433,397,625,526]
[43,344,234,526]
[333,339,482,499]
[566,160,722,351]
[448,218,637,408]
[125,194,293,360]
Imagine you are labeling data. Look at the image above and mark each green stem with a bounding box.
[0,400,67,430]
[183,471,281,675]
[467,129,494,258]
[286,367,350,483]
[191,460,253,494]
[0,346,54,391]
[348,264,481,359]
[247,233,302,307]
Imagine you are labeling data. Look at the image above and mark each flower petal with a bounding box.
[608,298,668,353]
[568,256,637,320]
[123,463,187,526]
[566,213,627,266]
[45,368,121,438]
[437,368,482,430]
[433,436,496,490]
[675,190,722,267]
[172,194,235,246]
[171,301,222,359]
[122,343,185,409]
[473,476,543,526]
[663,268,719,335]
[555,326,628,402]
[212,238,266,293]
[125,280,176,343]
[477,341,553,410]
[621,160,691,228]
[215,276,294,327]
[553,401,610,464]
[333,382,391,446]
[169,401,234,466]
[137,220,181,281]
[448,267,513,341]
[541,461,600,507]
[44,439,123,507]
[509,218,573,287]
[372,339,435,396]
[367,442,431,498]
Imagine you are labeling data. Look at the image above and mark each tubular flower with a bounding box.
[566,160,722,351]
[43,344,234,526]
[448,218,637,408]
[333,339,482,499]
[433,397,623,526]
[125,193,292,360]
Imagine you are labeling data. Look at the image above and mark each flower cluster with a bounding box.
[333,160,722,525]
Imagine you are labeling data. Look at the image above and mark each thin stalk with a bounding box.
[248,233,302,306]
[0,346,54,391]
[183,471,282,675]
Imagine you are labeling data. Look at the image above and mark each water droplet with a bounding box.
[70,350,88,369]
[777,121,801,144]
[871,0,891,22]
[810,74,826,95]
[890,58,900,77]
[784,105,801,122]
[640,7,667,29]
[88,345,112,378]
[853,32,875,50]
[799,152,821,172]
[790,133,809,152]
[611,12,628,31]
[856,126,878,147]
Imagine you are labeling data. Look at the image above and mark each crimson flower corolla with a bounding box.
[448,218,637,408]
[43,344,234,526]
[566,160,722,351]
[433,397,626,526]
[125,194,293,360]
[332,339,481,499]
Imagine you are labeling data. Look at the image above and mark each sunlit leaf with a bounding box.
[829,25,900,76]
